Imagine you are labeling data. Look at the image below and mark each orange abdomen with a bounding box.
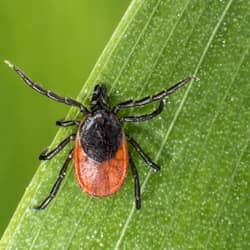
[73,134,129,197]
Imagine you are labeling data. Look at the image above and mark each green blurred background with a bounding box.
[0,0,130,236]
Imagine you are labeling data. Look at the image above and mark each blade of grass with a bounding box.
[1,0,250,249]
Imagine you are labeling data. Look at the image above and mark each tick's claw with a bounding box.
[39,148,49,160]
[56,119,64,126]
[33,205,43,210]
[136,200,141,209]
[151,163,160,171]
[4,60,14,69]
[191,76,200,81]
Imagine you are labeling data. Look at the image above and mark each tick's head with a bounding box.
[91,84,110,112]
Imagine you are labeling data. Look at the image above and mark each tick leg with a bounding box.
[56,119,80,127]
[39,134,76,160]
[5,60,89,114]
[120,99,164,123]
[34,149,73,210]
[126,134,160,171]
[112,76,198,114]
[129,155,141,209]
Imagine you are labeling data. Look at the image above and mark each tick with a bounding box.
[5,60,197,210]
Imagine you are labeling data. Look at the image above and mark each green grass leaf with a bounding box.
[1,0,249,249]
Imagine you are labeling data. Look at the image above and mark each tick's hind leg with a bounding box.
[39,134,76,160]
[126,134,160,171]
[34,149,73,210]
[129,155,141,209]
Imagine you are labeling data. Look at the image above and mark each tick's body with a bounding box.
[5,60,197,210]
[74,110,128,197]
